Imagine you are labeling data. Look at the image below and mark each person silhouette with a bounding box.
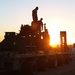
[32,7,38,22]
[44,23,46,31]
[37,18,43,32]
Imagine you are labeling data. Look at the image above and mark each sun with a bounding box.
[47,25,60,47]
[49,31,60,47]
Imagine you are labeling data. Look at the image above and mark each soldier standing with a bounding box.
[32,7,38,22]
[37,18,43,32]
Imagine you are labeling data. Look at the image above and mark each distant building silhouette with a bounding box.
[60,31,67,52]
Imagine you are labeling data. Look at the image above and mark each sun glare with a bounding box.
[47,24,60,47]
[49,32,60,47]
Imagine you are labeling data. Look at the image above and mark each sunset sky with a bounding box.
[0,0,75,46]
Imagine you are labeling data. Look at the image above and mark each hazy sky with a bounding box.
[0,0,75,45]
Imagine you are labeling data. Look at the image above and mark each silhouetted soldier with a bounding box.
[44,23,46,31]
[37,18,43,33]
[32,7,38,22]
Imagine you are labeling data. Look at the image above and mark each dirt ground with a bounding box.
[36,56,75,75]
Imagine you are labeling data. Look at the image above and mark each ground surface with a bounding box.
[0,56,75,75]
[36,56,75,75]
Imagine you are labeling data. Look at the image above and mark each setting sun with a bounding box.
[46,23,60,47]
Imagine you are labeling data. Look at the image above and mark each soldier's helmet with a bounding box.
[36,7,38,10]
